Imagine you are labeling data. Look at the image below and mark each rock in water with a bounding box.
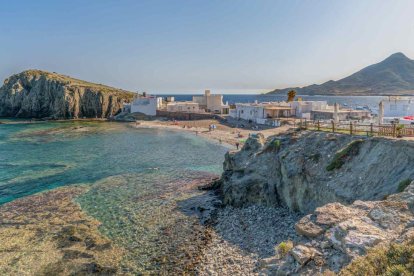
[0,70,135,119]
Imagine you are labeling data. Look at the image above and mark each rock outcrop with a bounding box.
[221,131,414,213]
[269,182,414,275]
[0,70,135,119]
[220,131,414,274]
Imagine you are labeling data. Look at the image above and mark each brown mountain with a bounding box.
[0,70,135,119]
[268,52,414,96]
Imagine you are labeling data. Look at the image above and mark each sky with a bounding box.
[1,0,414,94]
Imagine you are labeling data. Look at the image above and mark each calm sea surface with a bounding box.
[0,121,226,204]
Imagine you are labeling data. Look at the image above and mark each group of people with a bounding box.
[208,124,217,131]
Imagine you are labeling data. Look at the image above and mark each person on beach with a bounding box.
[235,142,240,150]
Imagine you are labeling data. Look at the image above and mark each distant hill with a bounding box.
[0,70,135,118]
[268,52,414,96]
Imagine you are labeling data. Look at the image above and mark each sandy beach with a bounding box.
[131,119,292,148]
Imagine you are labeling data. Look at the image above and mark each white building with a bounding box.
[230,102,294,125]
[289,101,328,119]
[166,101,200,113]
[192,90,229,114]
[129,94,161,116]
[379,97,414,124]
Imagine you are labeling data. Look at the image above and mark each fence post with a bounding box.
[350,122,353,135]
[331,120,335,133]
[392,123,396,138]
[317,120,320,131]
[304,119,307,130]
[370,123,373,136]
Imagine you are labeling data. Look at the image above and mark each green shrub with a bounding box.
[398,179,412,193]
[340,240,414,276]
[262,139,281,154]
[326,140,364,171]
[277,240,293,257]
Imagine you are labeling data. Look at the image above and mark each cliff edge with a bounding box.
[220,131,414,274]
[0,70,135,119]
[221,131,414,213]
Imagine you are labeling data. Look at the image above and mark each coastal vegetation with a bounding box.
[398,178,413,193]
[340,240,414,276]
[277,241,293,258]
[326,139,364,171]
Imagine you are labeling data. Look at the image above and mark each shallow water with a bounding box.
[0,120,227,273]
[0,121,226,204]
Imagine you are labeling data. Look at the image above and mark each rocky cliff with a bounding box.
[220,131,414,274]
[0,70,135,119]
[221,131,414,213]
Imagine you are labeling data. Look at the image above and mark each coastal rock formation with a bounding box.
[266,182,414,275]
[0,70,135,118]
[221,131,414,213]
[220,131,414,274]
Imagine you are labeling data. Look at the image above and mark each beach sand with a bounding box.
[131,119,292,148]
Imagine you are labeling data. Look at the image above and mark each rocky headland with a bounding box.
[218,131,414,274]
[0,70,135,119]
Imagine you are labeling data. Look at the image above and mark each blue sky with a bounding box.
[1,0,414,94]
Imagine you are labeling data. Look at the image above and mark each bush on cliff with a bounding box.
[398,179,412,193]
[277,240,293,258]
[326,140,364,171]
[340,240,414,276]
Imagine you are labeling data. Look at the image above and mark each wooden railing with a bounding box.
[296,119,414,138]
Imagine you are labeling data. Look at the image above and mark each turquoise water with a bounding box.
[0,120,228,273]
[0,121,226,204]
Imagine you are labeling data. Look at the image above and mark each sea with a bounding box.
[0,120,229,272]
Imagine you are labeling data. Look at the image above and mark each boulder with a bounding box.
[295,214,325,238]
[290,245,316,265]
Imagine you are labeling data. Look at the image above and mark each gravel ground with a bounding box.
[196,205,303,275]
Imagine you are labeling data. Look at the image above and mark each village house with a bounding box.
[123,93,162,116]
[229,101,294,125]
[289,101,328,119]
[311,106,371,121]
[192,90,229,114]
[379,97,414,124]
[229,100,371,125]
[166,101,200,113]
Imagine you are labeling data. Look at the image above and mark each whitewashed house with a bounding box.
[129,94,161,116]
[379,97,414,124]
[192,90,229,114]
[166,101,200,113]
[289,101,328,119]
[230,101,294,125]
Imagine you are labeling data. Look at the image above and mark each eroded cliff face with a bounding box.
[0,70,135,119]
[221,131,414,213]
